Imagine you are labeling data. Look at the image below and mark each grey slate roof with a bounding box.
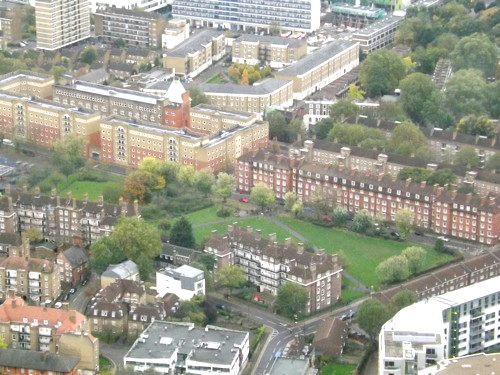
[0,348,79,372]
[79,68,110,83]
[198,78,291,95]
[102,259,139,279]
[0,233,21,246]
[63,245,88,267]
[167,30,222,58]
[276,41,358,77]
[161,242,199,258]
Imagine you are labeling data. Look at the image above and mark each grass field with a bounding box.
[59,181,118,201]
[277,215,454,288]
[320,363,357,375]
[206,73,228,84]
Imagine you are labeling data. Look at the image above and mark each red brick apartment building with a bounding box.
[236,148,500,245]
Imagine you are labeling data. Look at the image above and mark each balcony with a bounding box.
[39,336,51,344]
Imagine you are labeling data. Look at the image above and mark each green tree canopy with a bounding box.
[79,46,98,65]
[486,153,500,173]
[170,216,195,248]
[389,290,418,315]
[402,246,427,275]
[89,236,125,274]
[250,182,276,210]
[327,123,386,147]
[284,191,298,212]
[359,49,407,97]
[399,72,442,126]
[329,99,360,122]
[376,255,411,284]
[52,134,86,175]
[444,69,489,119]
[193,169,216,197]
[395,208,414,240]
[217,265,246,294]
[213,172,235,202]
[456,115,496,138]
[427,169,457,186]
[314,118,335,140]
[276,282,309,319]
[352,209,373,234]
[356,299,389,343]
[188,86,209,107]
[450,33,498,78]
[454,146,481,168]
[388,122,427,155]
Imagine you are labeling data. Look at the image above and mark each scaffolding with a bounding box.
[329,3,385,28]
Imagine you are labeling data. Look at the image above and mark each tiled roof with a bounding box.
[0,349,79,372]
[62,246,88,267]
[167,30,222,58]
[1,256,55,273]
[313,317,348,356]
[0,296,85,334]
[0,233,21,246]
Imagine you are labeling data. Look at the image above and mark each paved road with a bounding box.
[209,293,366,375]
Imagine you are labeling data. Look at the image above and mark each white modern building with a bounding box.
[379,276,500,375]
[156,265,205,301]
[418,353,500,375]
[91,0,168,13]
[162,18,190,49]
[35,0,91,50]
[123,321,249,375]
[172,0,321,32]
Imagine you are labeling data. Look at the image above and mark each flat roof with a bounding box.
[276,41,358,77]
[270,358,309,375]
[235,34,306,48]
[167,30,222,58]
[60,81,162,105]
[352,15,404,37]
[330,3,385,17]
[198,78,291,96]
[125,321,248,366]
[433,353,500,375]
[0,91,93,115]
[193,103,256,121]
[0,72,52,85]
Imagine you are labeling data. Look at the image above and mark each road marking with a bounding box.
[270,329,278,339]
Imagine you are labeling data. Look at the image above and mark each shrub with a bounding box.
[158,220,172,231]
[216,206,233,218]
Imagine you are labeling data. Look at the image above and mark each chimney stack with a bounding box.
[66,191,72,202]
[4,183,11,196]
[51,188,57,198]
[255,229,262,241]
[284,237,292,246]
[34,186,40,197]
[268,233,276,242]
[134,199,139,216]
[98,195,104,206]
[405,178,412,187]
[22,184,28,193]
[420,181,427,188]
[8,289,15,299]
[83,192,89,204]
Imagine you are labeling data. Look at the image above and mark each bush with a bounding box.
[216,206,233,218]
[158,220,172,231]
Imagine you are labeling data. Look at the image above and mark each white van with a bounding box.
[3,139,14,147]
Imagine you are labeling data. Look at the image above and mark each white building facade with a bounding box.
[379,276,500,375]
[156,265,205,301]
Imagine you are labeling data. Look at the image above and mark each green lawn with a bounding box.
[320,363,356,375]
[59,181,118,201]
[278,215,453,288]
[341,288,367,303]
[192,216,297,245]
[206,73,228,84]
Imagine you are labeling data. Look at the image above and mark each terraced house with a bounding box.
[205,225,343,314]
[237,147,500,245]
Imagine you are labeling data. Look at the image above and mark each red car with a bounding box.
[239,198,249,203]
[322,215,332,222]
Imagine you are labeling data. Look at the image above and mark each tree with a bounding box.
[177,165,195,186]
[52,134,86,175]
[198,253,216,272]
[444,69,489,119]
[103,183,123,204]
[427,169,457,186]
[188,86,209,107]
[395,208,414,240]
[352,209,373,234]
[268,111,287,141]
[329,99,360,122]
[388,122,427,155]
[456,115,496,138]
[398,167,433,183]
[486,153,500,173]
[356,299,389,343]
[314,118,335,140]
[402,246,426,275]
[347,83,365,100]
[389,290,417,315]
[79,46,98,65]
[112,38,127,48]
[333,206,349,227]
[0,336,6,348]
[286,118,305,143]
[378,102,407,122]
[122,170,156,203]
[376,255,410,284]
[217,265,246,294]
[450,33,498,78]
[399,73,442,126]
[50,65,66,83]
[359,49,407,97]
[284,191,298,212]
[193,169,216,197]
[291,200,304,217]
[89,236,124,274]
[22,227,43,243]
[213,173,235,202]
[113,217,161,275]
[454,146,481,168]
[276,282,309,319]
[169,216,195,248]
[250,183,275,211]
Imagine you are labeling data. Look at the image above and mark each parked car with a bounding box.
[69,287,77,294]
[390,231,400,238]
[238,198,249,203]
[62,294,70,301]
[54,302,62,309]
[414,230,424,236]
[437,236,449,242]
[81,279,88,286]
[322,215,332,222]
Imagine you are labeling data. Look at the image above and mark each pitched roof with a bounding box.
[167,30,223,58]
[0,233,21,246]
[0,296,85,335]
[0,349,80,372]
[62,246,88,267]
[312,317,348,356]
[1,256,55,273]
